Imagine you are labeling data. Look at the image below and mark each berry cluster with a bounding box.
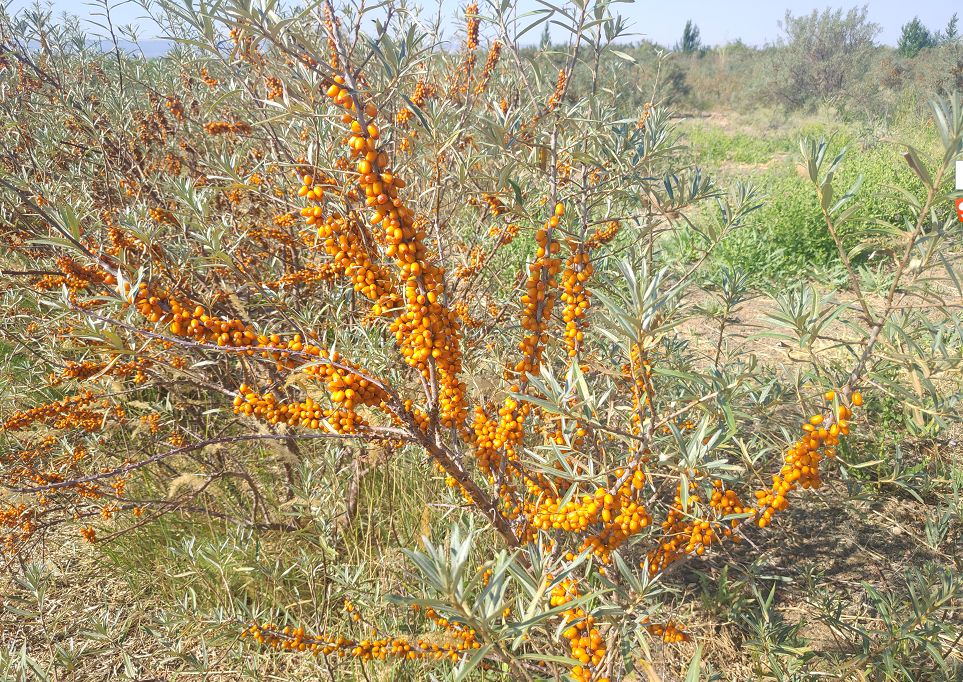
[470,398,529,477]
[2,391,97,431]
[586,220,620,248]
[233,354,389,433]
[560,247,593,357]
[324,76,467,427]
[309,202,400,314]
[648,479,749,574]
[265,77,283,100]
[34,256,117,293]
[550,578,609,682]
[755,392,861,528]
[1,504,33,554]
[165,96,184,121]
[547,70,568,112]
[515,203,564,380]
[243,605,480,662]
[203,120,251,135]
[451,3,481,96]
[51,358,149,386]
[646,620,689,643]
[626,340,654,434]
[474,40,503,96]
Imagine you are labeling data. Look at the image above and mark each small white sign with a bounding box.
[957,160,963,190]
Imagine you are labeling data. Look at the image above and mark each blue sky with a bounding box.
[7,1,959,46]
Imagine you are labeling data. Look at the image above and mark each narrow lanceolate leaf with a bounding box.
[452,644,494,681]
[902,147,933,188]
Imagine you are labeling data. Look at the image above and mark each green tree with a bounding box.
[898,17,935,57]
[771,6,880,108]
[939,13,959,43]
[677,19,702,53]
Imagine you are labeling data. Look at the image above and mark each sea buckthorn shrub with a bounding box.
[0,1,961,679]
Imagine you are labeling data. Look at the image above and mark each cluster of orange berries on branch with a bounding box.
[235,389,365,434]
[560,247,593,357]
[648,479,749,574]
[134,286,305,362]
[243,607,480,662]
[586,220,621,248]
[343,599,362,622]
[234,350,388,432]
[273,211,296,228]
[546,70,568,113]
[488,221,519,246]
[635,102,653,131]
[452,301,486,329]
[133,102,173,145]
[1,504,34,553]
[2,391,97,431]
[246,223,298,247]
[548,409,590,451]
[527,467,652,563]
[322,3,342,71]
[265,76,283,100]
[140,413,161,435]
[148,206,178,226]
[755,391,861,528]
[270,263,338,289]
[470,396,530,478]
[233,350,389,433]
[203,120,251,135]
[159,152,184,176]
[396,79,436,125]
[710,481,749,522]
[165,96,184,121]
[477,192,507,217]
[465,3,480,52]
[199,67,219,88]
[34,256,117,292]
[323,75,466,427]
[394,107,412,125]
[466,203,572,501]
[296,172,333,216]
[2,435,56,470]
[50,358,149,386]
[412,79,436,107]
[646,619,689,643]
[514,202,564,380]
[135,285,256,347]
[474,40,503,95]
[581,470,652,560]
[454,246,485,279]
[119,178,138,197]
[557,158,574,185]
[626,340,654,434]
[550,578,609,682]
[134,281,400,434]
[450,3,481,96]
[302,180,399,313]
[228,27,264,66]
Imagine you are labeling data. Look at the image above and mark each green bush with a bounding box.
[701,119,933,283]
[714,170,833,282]
[684,123,793,165]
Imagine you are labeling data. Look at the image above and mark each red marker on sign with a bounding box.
[957,162,963,222]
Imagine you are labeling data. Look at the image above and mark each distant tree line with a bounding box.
[656,7,962,114]
[898,13,959,58]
